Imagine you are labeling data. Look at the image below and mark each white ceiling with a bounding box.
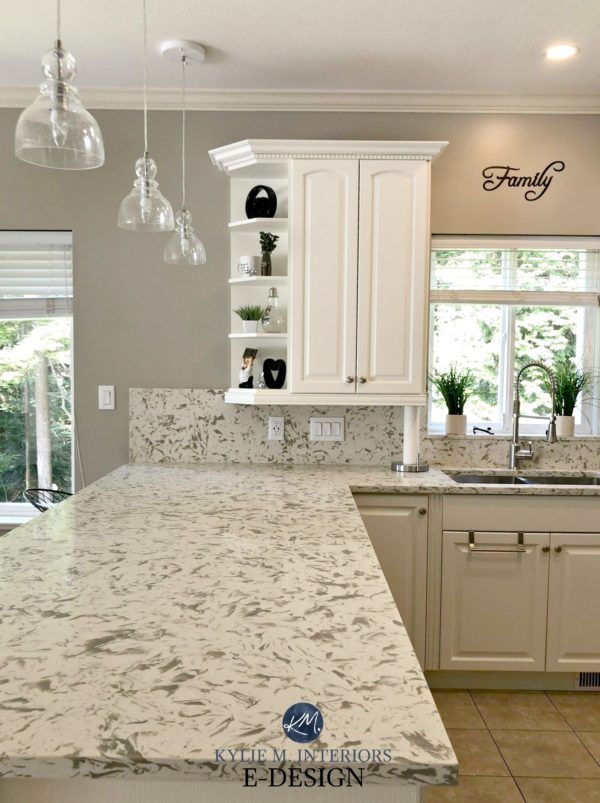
[2,0,600,109]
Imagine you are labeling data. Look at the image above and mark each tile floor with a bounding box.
[425,691,600,802]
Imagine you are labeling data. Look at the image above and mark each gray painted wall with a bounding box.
[1,108,598,483]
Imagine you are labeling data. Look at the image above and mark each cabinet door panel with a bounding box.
[356,160,430,394]
[289,160,358,393]
[357,498,427,665]
[440,531,549,671]
[546,533,600,672]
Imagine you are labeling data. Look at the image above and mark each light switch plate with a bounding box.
[309,416,344,442]
[98,385,115,410]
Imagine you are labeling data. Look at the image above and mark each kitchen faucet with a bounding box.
[509,361,557,470]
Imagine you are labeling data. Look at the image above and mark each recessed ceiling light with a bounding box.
[545,44,579,61]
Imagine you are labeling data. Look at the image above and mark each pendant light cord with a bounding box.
[142,0,149,154]
[56,0,61,43]
[181,52,187,209]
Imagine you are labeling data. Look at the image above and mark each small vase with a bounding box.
[261,251,272,276]
[556,415,575,438]
[242,320,259,334]
[445,414,467,436]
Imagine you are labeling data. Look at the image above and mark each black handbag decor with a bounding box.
[263,358,286,389]
[245,185,277,219]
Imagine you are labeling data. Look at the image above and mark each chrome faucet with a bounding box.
[509,361,557,470]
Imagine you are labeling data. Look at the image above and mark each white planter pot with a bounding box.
[445,414,467,436]
[556,415,575,438]
[242,320,259,334]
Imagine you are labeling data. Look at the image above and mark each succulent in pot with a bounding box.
[429,365,474,435]
[545,358,592,438]
[234,304,266,334]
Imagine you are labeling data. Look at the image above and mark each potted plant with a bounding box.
[429,366,474,435]
[549,358,592,438]
[259,232,279,276]
[235,304,265,334]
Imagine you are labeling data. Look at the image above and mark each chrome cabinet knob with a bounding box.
[346,376,354,383]
[554,545,563,553]
[418,507,427,516]
[542,546,550,553]
[359,376,367,383]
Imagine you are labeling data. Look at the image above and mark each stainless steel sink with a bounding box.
[450,474,526,485]
[519,475,600,486]
[451,473,600,486]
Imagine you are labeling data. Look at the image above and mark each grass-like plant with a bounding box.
[234,304,265,321]
[429,365,474,415]
[259,232,279,253]
[548,358,592,416]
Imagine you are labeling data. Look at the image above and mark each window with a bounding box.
[429,237,600,435]
[0,232,73,513]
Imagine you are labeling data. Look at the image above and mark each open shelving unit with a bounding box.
[223,172,289,398]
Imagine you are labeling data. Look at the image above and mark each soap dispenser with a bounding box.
[261,286,286,333]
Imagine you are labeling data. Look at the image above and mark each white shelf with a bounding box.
[229,276,287,285]
[224,388,428,406]
[228,217,288,233]
[229,332,287,339]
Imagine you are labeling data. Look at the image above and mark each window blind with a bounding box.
[430,236,600,307]
[0,232,72,318]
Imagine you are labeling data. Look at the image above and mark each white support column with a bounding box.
[403,405,420,465]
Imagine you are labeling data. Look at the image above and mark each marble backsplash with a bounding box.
[129,388,600,469]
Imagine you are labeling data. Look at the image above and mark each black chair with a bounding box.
[24,488,72,513]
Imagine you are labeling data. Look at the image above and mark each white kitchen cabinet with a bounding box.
[210,139,447,405]
[356,161,431,395]
[354,494,428,665]
[440,531,550,671]
[546,533,600,672]
[289,160,359,393]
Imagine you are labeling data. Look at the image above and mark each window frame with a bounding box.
[0,231,74,513]
[428,236,600,437]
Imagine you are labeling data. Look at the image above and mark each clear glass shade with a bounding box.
[118,154,174,232]
[15,45,105,170]
[164,208,207,265]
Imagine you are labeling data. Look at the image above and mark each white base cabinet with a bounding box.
[440,531,549,671]
[439,528,600,674]
[546,533,600,672]
[354,495,428,666]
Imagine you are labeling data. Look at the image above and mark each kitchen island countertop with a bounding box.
[0,462,458,791]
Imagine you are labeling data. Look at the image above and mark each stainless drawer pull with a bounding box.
[468,531,526,554]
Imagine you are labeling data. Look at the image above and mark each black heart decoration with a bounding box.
[263,358,286,389]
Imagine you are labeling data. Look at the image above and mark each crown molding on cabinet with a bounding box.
[210,139,448,174]
[2,86,600,114]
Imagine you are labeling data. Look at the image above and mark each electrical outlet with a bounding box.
[268,416,284,441]
[309,417,344,442]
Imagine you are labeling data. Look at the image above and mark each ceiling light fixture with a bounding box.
[545,44,579,61]
[162,40,207,265]
[14,0,105,169]
[118,0,174,232]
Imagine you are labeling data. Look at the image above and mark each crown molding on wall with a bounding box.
[2,86,600,114]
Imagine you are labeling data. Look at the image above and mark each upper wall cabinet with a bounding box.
[209,139,447,405]
[290,159,359,394]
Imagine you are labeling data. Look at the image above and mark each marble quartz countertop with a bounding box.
[0,462,459,787]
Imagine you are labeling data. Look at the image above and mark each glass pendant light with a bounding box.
[14,0,105,169]
[164,50,207,265]
[118,0,173,232]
